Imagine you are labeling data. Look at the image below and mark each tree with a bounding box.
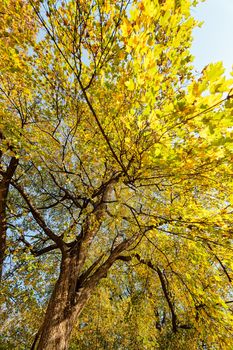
[1,0,233,349]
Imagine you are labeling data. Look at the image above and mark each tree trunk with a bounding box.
[31,236,137,349]
[31,251,93,350]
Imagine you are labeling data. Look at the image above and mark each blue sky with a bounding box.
[191,0,233,76]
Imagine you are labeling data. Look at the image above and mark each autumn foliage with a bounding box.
[0,0,233,349]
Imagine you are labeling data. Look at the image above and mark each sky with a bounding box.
[191,0,233,77]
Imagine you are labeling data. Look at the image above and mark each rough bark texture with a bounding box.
[32,217,100,350]
[31,236,137,350]
[31,250,89,350]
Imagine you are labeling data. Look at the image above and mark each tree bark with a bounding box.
[31,248,104,349]
[31,236,137,350]
[31,250,91,350]
[0,156,18,281]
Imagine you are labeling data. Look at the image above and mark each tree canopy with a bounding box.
[0,0,233,349]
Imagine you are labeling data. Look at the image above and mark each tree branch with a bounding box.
[12,181,65,251]
[80,233,139,292]
[134,253,178,332]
